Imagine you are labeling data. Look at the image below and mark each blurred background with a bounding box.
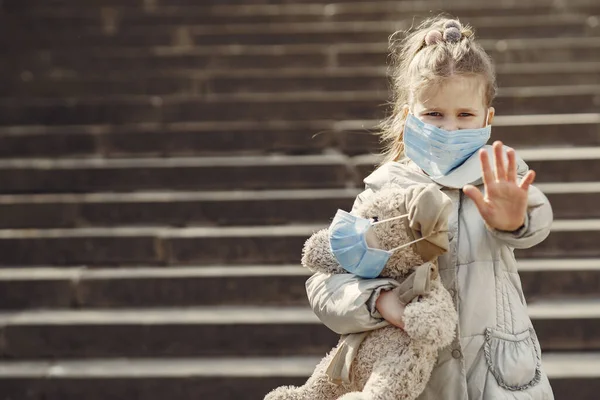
[0,0,599,399]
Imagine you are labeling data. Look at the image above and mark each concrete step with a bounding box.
[338,37,600,67]
[0,219,597,266]
[0,146,598,194]
[7,38,600,77]
[8,15,599,51]
[0,113,595,158]
[0,354,597,400]
[0,154,352,193]
[0,266,312,309]
[0,259,597,309]
[0,120,337,158]
[15,1,600,25]
[0,300,599,359]
[206,63,600,94]
[0,182,596,229]
[6,63,600,98]
[342,114,600,156]
[0,86,599,125]
[0,189,358,228]
[5,0,596,6]
[355,146,600,184]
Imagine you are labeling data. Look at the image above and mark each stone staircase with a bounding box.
[1,0,600,399]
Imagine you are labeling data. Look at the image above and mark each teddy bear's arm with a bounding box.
[301,228,346,275]
[401,280,458,347]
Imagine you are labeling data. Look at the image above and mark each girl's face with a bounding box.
[410,75,494,131]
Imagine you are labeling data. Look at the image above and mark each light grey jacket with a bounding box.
[306,146,555,399]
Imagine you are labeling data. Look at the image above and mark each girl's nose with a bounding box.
[440,119,458,132]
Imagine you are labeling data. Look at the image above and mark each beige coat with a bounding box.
[306,145,555,399]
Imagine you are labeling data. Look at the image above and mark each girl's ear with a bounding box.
[486,107,495,126]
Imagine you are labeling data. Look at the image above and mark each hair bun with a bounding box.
[443,27,461,43]
[443,20,462,30]
[424,30,443,45]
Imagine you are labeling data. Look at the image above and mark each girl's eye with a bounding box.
[459,113,474,117]
[425,112,442,117]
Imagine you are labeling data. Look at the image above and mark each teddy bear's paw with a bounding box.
[264,385,299,400]
[337,392,371,400]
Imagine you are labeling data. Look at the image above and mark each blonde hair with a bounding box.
[377,16,497,165]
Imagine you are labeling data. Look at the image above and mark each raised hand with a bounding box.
[462,141,535,232]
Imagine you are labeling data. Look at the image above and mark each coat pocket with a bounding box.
[484,327,541,391]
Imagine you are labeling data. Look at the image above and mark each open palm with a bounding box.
[463,141,535,231]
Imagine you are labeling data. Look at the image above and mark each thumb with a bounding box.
[463,185,487,216]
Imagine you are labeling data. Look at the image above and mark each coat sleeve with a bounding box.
[305,272,398,334]
[487,183,553,249]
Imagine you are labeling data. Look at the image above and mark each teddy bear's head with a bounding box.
[301,183,452,281]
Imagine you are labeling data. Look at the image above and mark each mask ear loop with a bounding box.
[388,235,430,252]
[370,214,409,226]
[370,214,447,252]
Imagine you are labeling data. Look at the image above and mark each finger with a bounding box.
[493,141,506,181]
[519,170,536,191]
[506,147,517,184]
[479,149,494,187]
[463,185,488,218]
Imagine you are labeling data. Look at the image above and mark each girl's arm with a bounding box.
[306,272,398,335]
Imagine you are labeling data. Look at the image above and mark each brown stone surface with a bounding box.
[74,274,312,308]
[338,44,600,67]
[2,121,599,159]
[0,322,338,358]
[0,194,353,229]
[1,93,598,126]
[517,229,600,259]
[0,162,350,193]
[0,190,594,230]
[0,225,595,267]
[167,235,306,266]
[342,123,600,155]
[0,377,308,400]
[0,236,160,266]
[0,316,597,359]
[12,3,600,26]
[0,202,79,229]
[5,18,597,50]
[0,130,98,157]
[355,158,600,186]
[0,376,596,400]
[0,0,598,394]
[0,279,75,309]
[0,267,598,310]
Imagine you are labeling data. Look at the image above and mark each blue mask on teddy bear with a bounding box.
[329,209,428,279]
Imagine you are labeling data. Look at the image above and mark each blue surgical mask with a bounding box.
[403,113,491,178]
[328,209,429,278]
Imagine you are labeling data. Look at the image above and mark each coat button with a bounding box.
[448,231,455,241]
[452,349,462,359]
[449,289,456,298]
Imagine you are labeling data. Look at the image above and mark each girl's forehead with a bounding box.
[414,75,487,109]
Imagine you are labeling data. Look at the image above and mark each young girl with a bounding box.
[306,16,555,399]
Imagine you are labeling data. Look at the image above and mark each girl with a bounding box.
[306,16,555,399]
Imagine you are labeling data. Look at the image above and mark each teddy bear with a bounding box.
[264,183,459,400]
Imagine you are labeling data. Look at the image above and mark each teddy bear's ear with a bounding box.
[301,228,346,275]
